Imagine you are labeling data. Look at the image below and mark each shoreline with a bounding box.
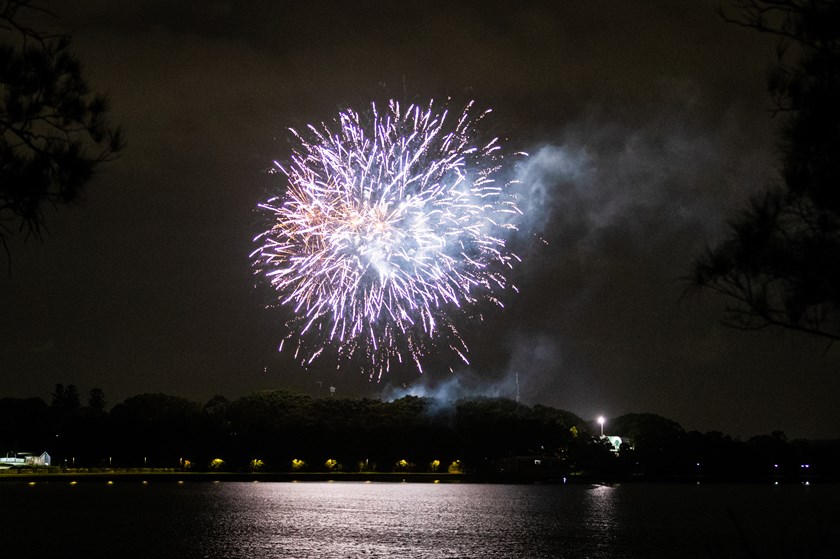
[0,469,831,484]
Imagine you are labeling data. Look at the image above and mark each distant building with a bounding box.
[603,435,633,454]
[0,451,51,468]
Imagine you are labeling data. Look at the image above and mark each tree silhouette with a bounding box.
[694,0,840,341]
[86,387,106,415]
[0,0,123,268]
[50,382,80,415]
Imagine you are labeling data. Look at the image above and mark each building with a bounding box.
[0,451,51,468]
[604,435,633,453]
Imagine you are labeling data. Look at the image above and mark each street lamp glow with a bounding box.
[597,416,605,437]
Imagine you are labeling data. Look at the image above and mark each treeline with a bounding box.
[1,386,838,480]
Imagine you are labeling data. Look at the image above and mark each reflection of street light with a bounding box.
[597,416,605,437]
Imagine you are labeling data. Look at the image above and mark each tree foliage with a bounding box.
[694,0,840,341]
[2,388,839,479]
[86,387,106,415]
[50,382,79,415]
[610,413,685,449]
[0,0,123,264]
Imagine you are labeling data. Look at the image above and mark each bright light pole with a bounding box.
[597,416,605,437]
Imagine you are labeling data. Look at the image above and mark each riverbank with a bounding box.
[0,469,481,483]
[0,468,832,484]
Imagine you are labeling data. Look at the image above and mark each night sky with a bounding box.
[2,0,838,439]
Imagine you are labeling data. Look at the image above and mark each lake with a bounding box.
[0,480,836,558]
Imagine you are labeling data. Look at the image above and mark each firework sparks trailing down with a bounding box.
[252,99,523,380]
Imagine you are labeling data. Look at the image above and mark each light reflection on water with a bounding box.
[0,481,837,558]
[194,482,618,558]
[583,484,618,555]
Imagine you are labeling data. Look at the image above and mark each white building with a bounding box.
[0,451,51,468]
[601,436,633,453]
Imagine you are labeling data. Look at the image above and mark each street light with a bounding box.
[597,416,605,437]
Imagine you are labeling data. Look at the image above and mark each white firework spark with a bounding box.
[252,99,522,380]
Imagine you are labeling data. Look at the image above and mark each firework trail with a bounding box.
[252,99,522,380]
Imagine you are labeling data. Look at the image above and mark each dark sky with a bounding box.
[3,0,839,439]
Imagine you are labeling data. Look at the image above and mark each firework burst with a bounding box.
[252,99,521,380]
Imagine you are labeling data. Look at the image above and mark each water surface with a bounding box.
[0,481,836,558]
